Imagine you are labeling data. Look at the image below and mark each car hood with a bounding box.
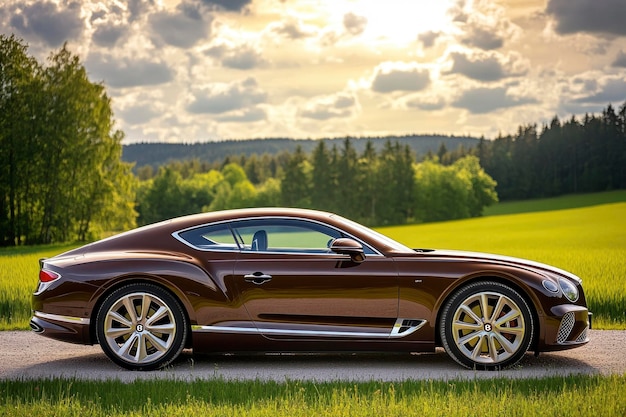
[413,249,582,283]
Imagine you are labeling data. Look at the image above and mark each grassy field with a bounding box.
[1,375,626,416]
[0,243,78,330]
[1,191,625,330]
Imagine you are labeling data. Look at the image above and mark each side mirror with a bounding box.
[330,238,366,263]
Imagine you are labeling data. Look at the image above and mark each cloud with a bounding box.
[447,52,504,81]
[572,77,626,104]
[452,86,538,114]
[149,2,211,48]
[200,0,253,12]
[343,13,367,36]
[86,53,174,88]
[187,77,267,114]
[405,97,446,111]
[270,18,315,40]
[462,25,504,50]
[205,43,266,70]
[127,0,157,22]
[119,103,161,125]
[546,0,626,36]
[612,51,626,68]
[447,52,527,82]
[300,92,358,120]
[418,31,440,48]
[216,107,267,122]
[7,1,84,47]
[92,24,127,47]
[371,63,431,93]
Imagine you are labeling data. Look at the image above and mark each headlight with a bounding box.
[559,278,579,302]
[542,280,559,293]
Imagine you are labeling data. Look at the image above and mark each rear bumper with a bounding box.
[30,312,92,345]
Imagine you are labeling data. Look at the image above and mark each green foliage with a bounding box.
[280,146,312,208]
[1,375,625,417]
[135,139,498,226]
[414,155,498,222]
[0,35,136,245]
[474,104,626,200]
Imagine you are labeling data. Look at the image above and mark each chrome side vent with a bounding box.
[390,318,426,338]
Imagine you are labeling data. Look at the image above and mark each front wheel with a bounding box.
[439,281,534,370]
[96,283,188,370]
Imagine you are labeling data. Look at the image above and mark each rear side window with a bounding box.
[232,219,340,253]
[176,223,238,251]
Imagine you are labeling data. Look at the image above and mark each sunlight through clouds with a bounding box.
[1,0,625,142]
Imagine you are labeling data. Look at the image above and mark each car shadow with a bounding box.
[5,348,600,382]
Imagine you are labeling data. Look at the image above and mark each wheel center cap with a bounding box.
[484,323,493,332]
[136,324,144,332]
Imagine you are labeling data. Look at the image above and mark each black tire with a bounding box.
[439,281,534,370]
[96,283,188,371]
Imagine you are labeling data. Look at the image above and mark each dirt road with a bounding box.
[1,330,624,382]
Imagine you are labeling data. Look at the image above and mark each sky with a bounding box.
[2,0,626,144]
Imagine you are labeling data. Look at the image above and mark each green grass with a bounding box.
[0,243,78,330]
[1,375,625,416]
[483,190,626,216]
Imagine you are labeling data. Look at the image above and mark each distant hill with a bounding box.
[122,135,480,169]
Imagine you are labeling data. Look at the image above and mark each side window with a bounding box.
[176,223,239,251]
[232,218,343,253]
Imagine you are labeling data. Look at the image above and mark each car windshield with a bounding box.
[330,214,414,253]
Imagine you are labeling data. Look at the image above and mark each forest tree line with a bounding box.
[135,141,498,227]
[1,35,625,246]
[474,105,626,200]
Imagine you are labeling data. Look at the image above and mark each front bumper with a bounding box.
[539,305,591,351]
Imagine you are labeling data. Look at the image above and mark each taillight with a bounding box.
[39,269,61,283]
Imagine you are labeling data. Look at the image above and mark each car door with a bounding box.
[231,218,399,340]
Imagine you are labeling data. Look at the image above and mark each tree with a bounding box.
[280,146,312,207]
[310,141,337,212]
[413,156,497,222]
[0,36,136,245]
[452,156,498,217]
[0,34,40,245]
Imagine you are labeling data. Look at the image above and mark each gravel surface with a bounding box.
[1,330,624,382]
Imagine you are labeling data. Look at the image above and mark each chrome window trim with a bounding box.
[172,215,384,257]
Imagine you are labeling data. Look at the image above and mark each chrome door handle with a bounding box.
[244,273,272,285]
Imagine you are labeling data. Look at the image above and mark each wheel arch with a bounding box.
[88,276,194,348]
[433,273,541,350]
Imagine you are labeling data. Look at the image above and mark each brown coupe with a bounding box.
[31,208,591,371]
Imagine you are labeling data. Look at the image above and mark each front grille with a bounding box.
[557,312,575,344]
[575,326,588,343]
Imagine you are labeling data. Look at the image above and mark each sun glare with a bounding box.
[340,0,456,45]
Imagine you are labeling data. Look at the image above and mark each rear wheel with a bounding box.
[439,281,534,370]
[96,283,187,370]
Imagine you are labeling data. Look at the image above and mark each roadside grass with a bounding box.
[1,375,625,417]
[0,244,77,331]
